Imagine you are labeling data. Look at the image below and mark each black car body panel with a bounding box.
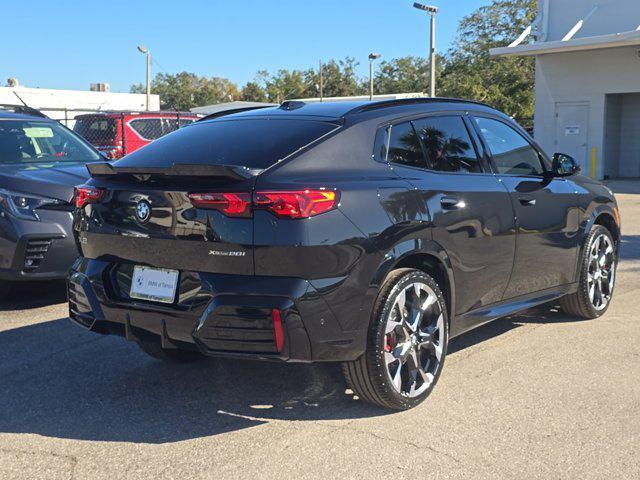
[0,111,102,281]
[69,99,620,362]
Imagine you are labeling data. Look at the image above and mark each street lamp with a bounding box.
[137,45,151,110]
[368,52,382,101]
[413,3,438,97]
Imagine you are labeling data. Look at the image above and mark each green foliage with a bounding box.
[131,72,240,111]
[374,55,446,95]
[439,0,537,126]
[241,58,366,103]
[131,0,537,123]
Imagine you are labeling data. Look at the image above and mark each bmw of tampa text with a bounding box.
[0,107,102,300]
[69,99,620,410]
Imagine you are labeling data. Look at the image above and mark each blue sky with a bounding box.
[2,0,489,93]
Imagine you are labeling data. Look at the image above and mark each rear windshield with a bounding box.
[73,116,117,143]
[115,118,339,170]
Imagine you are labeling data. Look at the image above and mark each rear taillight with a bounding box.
[253,190,338,219]
[74,186,105,209]
[188,189,339,219]
[188,192,252,218]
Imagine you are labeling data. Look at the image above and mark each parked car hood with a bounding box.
[0,162,92,203]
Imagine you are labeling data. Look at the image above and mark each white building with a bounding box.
[0,85,160,126]
[492,0,640,179]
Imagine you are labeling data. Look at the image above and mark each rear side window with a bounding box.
[129,118,164,140]
[73,117,117,142]
[474,117,544,175]
[412,116,481,173]
[387,122,426,168]
[116,119,338,170]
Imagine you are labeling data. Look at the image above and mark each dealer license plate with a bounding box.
[130,266,179,304]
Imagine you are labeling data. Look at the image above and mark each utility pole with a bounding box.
[319,59,324,102]
[368,53,381,101]
[137,45,151,110]
[413,3,439,97]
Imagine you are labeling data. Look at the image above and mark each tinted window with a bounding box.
[475,117,544,175]
[116,119,338,170]
[130,118,164,140]
[73,116,117,142]
[373,126,389,163]
[0,120,100,164]
[412,116,481,173]
[387,122,426,168]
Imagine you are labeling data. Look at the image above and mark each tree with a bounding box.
[439,0,537,126]
[374,55,446,95]
[131,72,240,110]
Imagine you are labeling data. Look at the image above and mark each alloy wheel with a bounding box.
[383,281,444,398]
[588,233,616,311]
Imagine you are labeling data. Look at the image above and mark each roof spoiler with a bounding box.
[86,162,261,181]
[197,106,273,122]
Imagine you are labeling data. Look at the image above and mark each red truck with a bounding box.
[73,111,199,159]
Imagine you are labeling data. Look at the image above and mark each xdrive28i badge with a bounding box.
[135,200,151,223]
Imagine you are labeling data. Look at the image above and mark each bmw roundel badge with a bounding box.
[135,200,151,223]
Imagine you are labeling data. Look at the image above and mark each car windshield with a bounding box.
[0,120,101,165]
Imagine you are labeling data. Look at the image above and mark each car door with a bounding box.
[386,115,516,317]
[472,115,581,299]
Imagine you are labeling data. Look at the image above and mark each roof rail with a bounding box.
[345,97,493,116]
[197,105,273,122]
[0,104,48,118]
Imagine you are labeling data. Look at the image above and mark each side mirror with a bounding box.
[552,153,580,177]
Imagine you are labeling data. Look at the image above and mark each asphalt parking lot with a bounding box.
[1,182,638,480]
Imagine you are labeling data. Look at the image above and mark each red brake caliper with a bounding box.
[385,332,397,352]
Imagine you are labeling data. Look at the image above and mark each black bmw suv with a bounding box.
[69,99,620,410]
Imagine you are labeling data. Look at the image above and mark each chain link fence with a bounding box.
[36,108,199,159]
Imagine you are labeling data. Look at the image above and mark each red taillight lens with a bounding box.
[74,186,105,209]
[188,192,252,218]
[254,190,338,219]
[188,189,339,219]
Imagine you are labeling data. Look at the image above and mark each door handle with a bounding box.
[519,197,537,207]
[440,196,466,210]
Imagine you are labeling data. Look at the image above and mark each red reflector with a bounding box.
[74,186,105,209]
[188,192,252,218]
[254,190,338,219]
[272,309,284,353]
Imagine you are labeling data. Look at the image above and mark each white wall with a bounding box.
[0,86,160,118]
[534,46,640,178]
[545,0,640,41]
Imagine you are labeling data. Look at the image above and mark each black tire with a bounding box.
[560,225,617,319]
[137,339,206,363]
[343,268,449,410]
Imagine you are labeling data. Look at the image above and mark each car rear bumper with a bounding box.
[68,258,367,362]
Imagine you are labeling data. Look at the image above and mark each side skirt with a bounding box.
[450,283,578,338]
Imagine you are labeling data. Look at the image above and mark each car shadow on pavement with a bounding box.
[0,280,67,311]
[0,304,593,444]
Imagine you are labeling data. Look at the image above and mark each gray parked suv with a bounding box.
[0,107,101,300]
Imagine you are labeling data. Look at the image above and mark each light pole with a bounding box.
[413,3,438,97]
[137,45,151,110]
[319,59,324,102]
[368,53,381,101]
